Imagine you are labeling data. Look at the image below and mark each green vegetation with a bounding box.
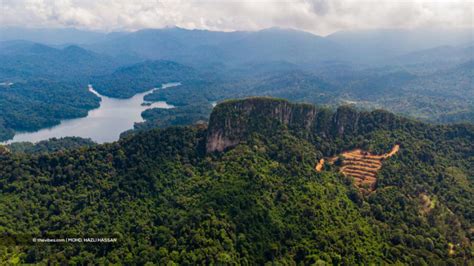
[0,80,100,141]
[136,104,212,130]
[0,42,121,82]
[7,137,95,154]
[141,60,474,131]
[143,81,215,106]
[0,41,125,142]
[0,37,472,143]
[91,60,199,98]
[0,98,472,264]
[351,61,474,123]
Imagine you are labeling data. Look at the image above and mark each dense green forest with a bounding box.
[91,60,200,98]
[0,35,472,142]
[2,59,472,142]
[7,137,96,154]
[135,104,213,131]
[141,61,474,125]
[0,98,472,264]
[0,80,100,141]
[0,42,116,141]
[0,41,123,82]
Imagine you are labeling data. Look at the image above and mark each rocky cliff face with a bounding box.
[206,97,327,152]
[206,97,403,153]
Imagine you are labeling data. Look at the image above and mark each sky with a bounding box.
[0,0,472,35]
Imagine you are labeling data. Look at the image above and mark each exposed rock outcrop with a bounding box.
[206,97,320,152]
[206,97,404,153]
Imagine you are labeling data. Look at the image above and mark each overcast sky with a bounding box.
[0,0,472,35]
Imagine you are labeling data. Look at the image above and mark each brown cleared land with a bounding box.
[385,145,400,158]
[315,144,399,193]
[315,158,324,172]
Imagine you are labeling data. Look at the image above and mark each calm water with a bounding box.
[5,83,180,144]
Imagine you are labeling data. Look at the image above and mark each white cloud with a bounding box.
[0,0,472,35]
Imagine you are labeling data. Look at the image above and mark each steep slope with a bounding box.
[206,98,473,262]
[206,97,406,153]
[0,98,472,264]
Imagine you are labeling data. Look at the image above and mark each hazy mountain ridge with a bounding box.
[326,28,474,63]
[0,1,473,263]
[82,27,473,66]
[0,27,109,45]
[0,26,472,142]
[0,40,123,81]
[2,26,471,64]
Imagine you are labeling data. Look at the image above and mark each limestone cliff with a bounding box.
[206,97,403,153]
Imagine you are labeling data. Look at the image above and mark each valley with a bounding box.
[3,84,177,144]
[0,28,472,144]
[0,24,472,265]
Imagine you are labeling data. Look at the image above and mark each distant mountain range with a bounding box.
[326,28,473,63]
[0,27,110,45]
[0,40,123,81]
[0,26,472,265]
[1,27,472,66]
[0,26,472,141]
[85,27,473,66]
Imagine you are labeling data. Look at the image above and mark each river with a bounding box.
[4,83,180,144]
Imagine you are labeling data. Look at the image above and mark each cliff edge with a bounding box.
[206,97,403,153]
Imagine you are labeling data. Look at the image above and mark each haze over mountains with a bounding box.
[1,26,472,65]
[0,41,122,81]
[0,21,473,265]
[0,26,473,143]
[0,0,473,263]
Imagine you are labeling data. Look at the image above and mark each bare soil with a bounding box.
[315,144,400,193]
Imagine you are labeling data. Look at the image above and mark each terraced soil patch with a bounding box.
[315,145,399,193]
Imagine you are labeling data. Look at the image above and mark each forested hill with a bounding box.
[91,60,199,98]
[206,97,412,152]
[0,98,472,264]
